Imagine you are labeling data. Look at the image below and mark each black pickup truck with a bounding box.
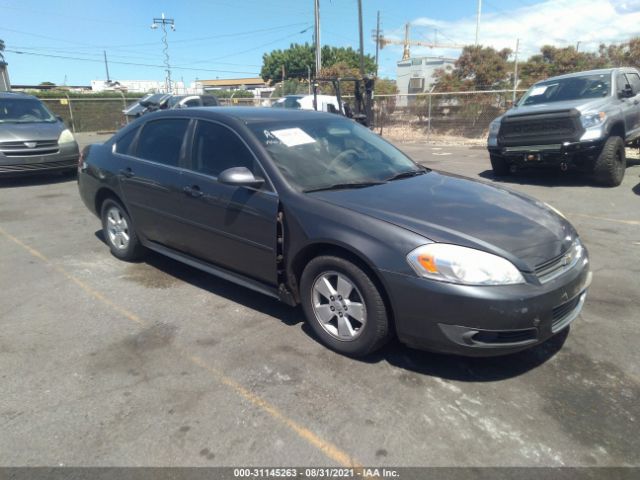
[487,68,640,186]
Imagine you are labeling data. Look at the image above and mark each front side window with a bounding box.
[519,73,612,106]
[0,98,57,124]
[191,120,257,177]
[135,119,189,167]
[248,117,422,192]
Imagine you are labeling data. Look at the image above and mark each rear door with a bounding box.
[178,119,279,285]
[118,117,190,250]
[623,72,640,140]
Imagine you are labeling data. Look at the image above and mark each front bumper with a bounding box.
[488,138,605,170]
[382,259,591,356]
[0,143,79,177]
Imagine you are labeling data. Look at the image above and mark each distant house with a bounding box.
[396,56,456,107]
[200,77,274,98]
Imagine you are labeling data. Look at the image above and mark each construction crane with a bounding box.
[376,23,464,60]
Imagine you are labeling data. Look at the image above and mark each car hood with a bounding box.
[505,97,611,117]
[308,172,576,271]
[0,121,64,142]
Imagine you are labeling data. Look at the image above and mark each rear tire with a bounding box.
[100,198,144,261]
[593,136,626,187]
[490,154,510,176]
[300,255,391,357]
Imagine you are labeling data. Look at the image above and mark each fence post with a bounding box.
[65,93,76,133]
[120,91,129,125]
[427,93,433,140]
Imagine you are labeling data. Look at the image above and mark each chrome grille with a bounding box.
[0,140,59,156]
[535,241,584,284]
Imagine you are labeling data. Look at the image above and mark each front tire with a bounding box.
[593,136,626,187]
[300,255,391,357]
[101,198,144,261]
[490,154,510,176]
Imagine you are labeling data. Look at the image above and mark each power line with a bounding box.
[4,49,259,75]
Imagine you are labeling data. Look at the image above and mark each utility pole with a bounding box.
[103,51,111,83]
[576,41,581,51]
[151,13,175,94]
[475,0,482,46]
[314,0,321,76]
[357,0,365,76]
[513,38,520,104]
[375,11,380,76]
[307,65,311,94]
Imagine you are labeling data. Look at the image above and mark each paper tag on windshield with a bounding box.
[530,85,548,96]
[270,128,315,147]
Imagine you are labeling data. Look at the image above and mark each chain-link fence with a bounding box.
[39,90,527,141]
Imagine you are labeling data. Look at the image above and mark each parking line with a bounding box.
[570,213,640,226]
[0,225,361,468]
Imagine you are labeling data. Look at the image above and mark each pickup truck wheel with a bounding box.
[300,255,391,357]
[490,154,510,176]
[593,136,626,187]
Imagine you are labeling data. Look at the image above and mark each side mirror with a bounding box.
[218,167,264,189]
[619,85,634,98]
[56,115,64,123]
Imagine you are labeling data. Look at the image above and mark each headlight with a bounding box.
[580,111,606,129]
[488,119,501,135]
[58,128,76,144]
[406,244,525,286]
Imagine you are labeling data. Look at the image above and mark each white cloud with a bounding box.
[381,0,640,63]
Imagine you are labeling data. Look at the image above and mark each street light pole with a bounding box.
[151,13,175,94]
[314,0,321,76]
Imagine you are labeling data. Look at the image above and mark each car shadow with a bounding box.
[95,230,566,382]
[478,169,604,188]
[0,171,76,188]
[633,182,640,196]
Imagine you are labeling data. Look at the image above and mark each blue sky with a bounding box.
[1,0,639,85]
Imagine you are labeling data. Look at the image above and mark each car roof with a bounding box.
[0,91,38,100]
[147,106,341,124]
[537,68,619,84]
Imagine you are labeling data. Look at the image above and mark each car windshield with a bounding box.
[0,98,57,124]
[519,73,612,106]
[248,117,425,191]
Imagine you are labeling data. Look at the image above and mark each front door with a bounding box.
[178,119,279,286]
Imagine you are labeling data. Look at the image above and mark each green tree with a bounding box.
[260,43,375,84]
[210,89,254,99]
[599,37,640,69]
[434,45,513,91]
[518,45,606,87]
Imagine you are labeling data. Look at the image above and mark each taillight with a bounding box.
[78,145,90,171]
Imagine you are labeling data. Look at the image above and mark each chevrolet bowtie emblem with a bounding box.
[24,142,37,148]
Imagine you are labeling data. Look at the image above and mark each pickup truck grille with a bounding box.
[498,109,584,147]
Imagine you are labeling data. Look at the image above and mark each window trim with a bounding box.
[186,118,276,193]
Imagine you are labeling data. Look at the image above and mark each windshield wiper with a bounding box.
[384,167,429,182]
[304,181,386,193]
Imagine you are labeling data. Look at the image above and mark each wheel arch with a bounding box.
[608,121,625,139]
[94,187,126,216]
[288,241,396,329]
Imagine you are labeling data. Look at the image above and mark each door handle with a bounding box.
[119,167,134,178]
[183,185,204,198]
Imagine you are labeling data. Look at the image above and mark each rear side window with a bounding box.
[191,120,257,177]
[114,127,139,155]
[626,73,640,95]
[184,98,201,107]
[202,96,218,106]
[135,119,189,167]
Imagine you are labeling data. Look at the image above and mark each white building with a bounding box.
[91,79,203,95]
[396,56,457,107]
